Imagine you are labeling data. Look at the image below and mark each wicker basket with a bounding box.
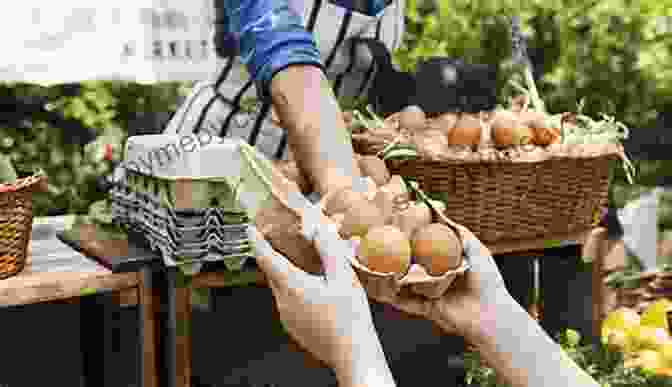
[0,174,47,280]
[352,120,621,243]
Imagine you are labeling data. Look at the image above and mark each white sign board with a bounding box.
[0,0,218,85]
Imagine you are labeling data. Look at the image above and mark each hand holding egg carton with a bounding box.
[316,156,470,299]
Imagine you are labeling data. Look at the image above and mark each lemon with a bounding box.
[660,342,672,367]
[641,299,672,330]
[624,350,665,371]
[602,308,641,337]
[628,326,671,351]
[603,329,630,352]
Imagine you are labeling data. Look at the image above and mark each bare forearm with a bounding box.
[270,65,362,196]
[334,340,396,387]
[468,295,600,387]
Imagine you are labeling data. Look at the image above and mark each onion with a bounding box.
[399,105,427,132]
[491,111,534,147]
[448,114,482,147]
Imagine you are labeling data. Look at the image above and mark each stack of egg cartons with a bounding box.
[110,134,257,273]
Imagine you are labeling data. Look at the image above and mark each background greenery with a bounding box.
[1,1,671,227]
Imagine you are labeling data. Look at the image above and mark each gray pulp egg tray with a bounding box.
[109,169,253,272]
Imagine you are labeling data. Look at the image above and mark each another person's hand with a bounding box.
[247,208,396,387]
[359,225,600,387]
[358,224,510,341]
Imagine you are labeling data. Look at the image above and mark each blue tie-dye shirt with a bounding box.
[221,0,389,101]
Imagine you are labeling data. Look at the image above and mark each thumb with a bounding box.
[301,203,355,282]
[312,219,356,282]
[247,226,304,288]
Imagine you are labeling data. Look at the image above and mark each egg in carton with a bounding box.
[321,169,470,299]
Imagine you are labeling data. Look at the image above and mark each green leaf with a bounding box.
[544,239,563,249]
[80,287,97,297]
[382,148,418,161]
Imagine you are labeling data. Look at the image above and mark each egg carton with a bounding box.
[110,181,252,270]
[348,185,471,299]
[109,133,308,273]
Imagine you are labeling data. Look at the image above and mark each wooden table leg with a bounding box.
[165,268,192,387]
[139,267,159,387]
[584,229,608,343]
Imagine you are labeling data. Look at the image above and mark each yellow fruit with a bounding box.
[628,326,670,351]
[603,329,630,352]
[655,367,672,377]
[641,299,672,330]
[358,225,411,275]
[626,350,665,371]
[660,342,672,367]
[411,223,463,276]
[602,307,641,336]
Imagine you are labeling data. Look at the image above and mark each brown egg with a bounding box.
[323,188,367,216]
[357,155,391,186]
[399,105,427,132]
[428,112,459,136]
[391,201,433,238]
[448,114,482,146]
[358,225,411,275]
[411,223,463,276]
[339,199,387,239]
[382,175,411,203]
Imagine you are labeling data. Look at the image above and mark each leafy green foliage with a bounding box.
[0,81,187,216]
[0,1,670,218]
[465,329,672,386]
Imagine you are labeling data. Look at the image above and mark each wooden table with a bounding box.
[0,216,159,387]
[157,227,606,387]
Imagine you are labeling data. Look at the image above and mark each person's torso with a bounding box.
[165,0,404,160]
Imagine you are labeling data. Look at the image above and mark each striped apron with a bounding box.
[162,0,405,161]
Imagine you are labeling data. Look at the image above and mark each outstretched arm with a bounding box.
[367,230,601,387]
[222,0,362,196]
[466,293,600,387]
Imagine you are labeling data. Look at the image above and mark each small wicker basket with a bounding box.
[0,174,48,280]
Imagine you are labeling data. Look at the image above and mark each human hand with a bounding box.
[357,224,512,342]
[247,204,396,387]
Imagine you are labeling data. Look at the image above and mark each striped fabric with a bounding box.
[163,0,404,161]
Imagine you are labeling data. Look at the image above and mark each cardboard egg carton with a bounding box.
[348,195,471,299]
[109,134,271,270]
[110,179,252,270]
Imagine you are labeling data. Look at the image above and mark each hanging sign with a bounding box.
[0,0,218,85]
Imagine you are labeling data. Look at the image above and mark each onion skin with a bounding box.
[448,114,482,146]
[428,113,459,137]
[491,111,534,147]
[399,106,427,132]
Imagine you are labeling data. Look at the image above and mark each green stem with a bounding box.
[0,154,17,183]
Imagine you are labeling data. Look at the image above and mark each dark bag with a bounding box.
[352,38,499,117]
